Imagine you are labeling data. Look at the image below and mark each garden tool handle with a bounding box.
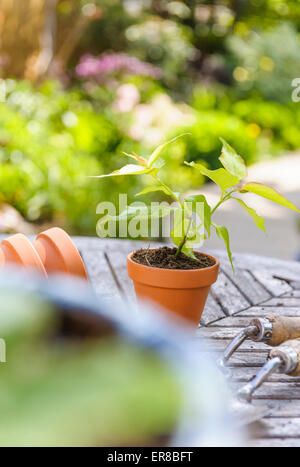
[218,316,300,372]
[236,315,299,347]
[264,316,300,347]
[238,338,300,403]
[269,338,300,376]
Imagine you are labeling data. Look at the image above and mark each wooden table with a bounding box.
[73,237,300,447]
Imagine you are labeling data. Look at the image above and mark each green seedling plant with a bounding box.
[94,135,300,272]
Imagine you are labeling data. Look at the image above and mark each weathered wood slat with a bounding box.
[261,297,300,307]
[197,327,258,340]
[210,316,270,327]
[258,400,300,418]
[230,366,300,383]
[105,250,136,302]
[209,249,300,279]
[221,265,271,305]
[237,307,300,317]
[210,271,250,315]
[198,349,268,366]
[207,316,254,327]
[271,268,300,283]
[231,381,300,400]
[254,418,300,438]
[197,338,270,352]
[229,351,268,367]
[284,290,300,298]
[80,249,121,299]
[200,294,225,325]
[251,269,292,296]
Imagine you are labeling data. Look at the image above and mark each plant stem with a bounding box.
[151,173,187,256]
[175,215,193,258]
[175,189,237,259]
[211,198,223,215]
[211,190,236,214]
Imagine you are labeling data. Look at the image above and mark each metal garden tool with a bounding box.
[237,337,300,403]
[219,315,300,370]
[230,337,300,425]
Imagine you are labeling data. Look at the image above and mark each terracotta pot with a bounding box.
[33,228,88,280]
[1,234,47,277]
[127,250,219,325]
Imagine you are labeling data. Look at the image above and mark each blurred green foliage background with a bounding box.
[1,0,300,234]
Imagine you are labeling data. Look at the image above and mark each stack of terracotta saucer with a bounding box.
[0,227,88,280]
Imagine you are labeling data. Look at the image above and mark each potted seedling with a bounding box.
[95,136,300,325]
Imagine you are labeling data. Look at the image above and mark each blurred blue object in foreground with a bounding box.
[0,268,243,447]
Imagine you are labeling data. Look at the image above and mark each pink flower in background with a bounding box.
[130,94,196,146]
[76,53,162,80]
[113,84,140,113]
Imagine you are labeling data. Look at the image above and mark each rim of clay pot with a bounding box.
[1,234,47,277]
[127,249,219,289]
[35,228,88,280]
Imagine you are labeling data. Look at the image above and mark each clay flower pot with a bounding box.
[127,250,219,326]
[1,234,47,277]
[33,228,88,280]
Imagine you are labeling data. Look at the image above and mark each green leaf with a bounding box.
[240,182,300,213]
[151,158,166,170]
[184,194,211,238]
[147,133,190,168]
[235,199,265,232]
[219,138,247,180]
[213,223,234,273]
[171,230,197,260]
[181,246,197,260]
[122,152,148,166]
[136,186,171,197]
[185,161,239,192]
[92,164,159,178]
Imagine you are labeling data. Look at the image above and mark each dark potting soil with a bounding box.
[132,247,215,270]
